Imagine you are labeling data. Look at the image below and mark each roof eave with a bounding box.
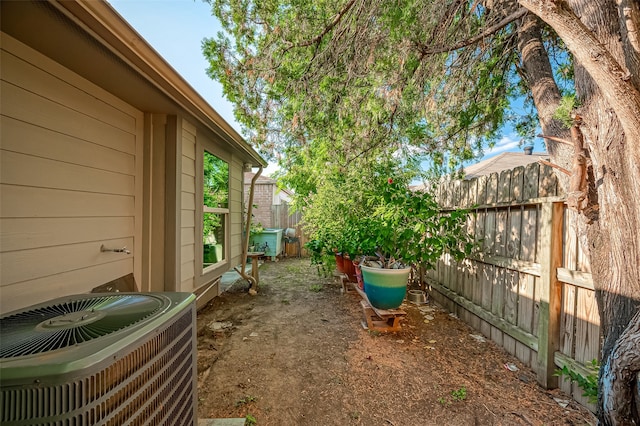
[53,0,267,167]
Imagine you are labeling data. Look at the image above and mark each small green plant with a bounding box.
[437,397,449,406]
[285,264,303,274]
[553,94,579,128]
[281,298,290,305]
[555,359,599,403]
[309,284,323,292]
[245,413,257,425]
[304,239,335,277]
[236,395,257,407]
[349,411,360,419]
[451,387,467,401]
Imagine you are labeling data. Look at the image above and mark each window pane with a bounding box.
[203,151,228,270]
[203,212,225,267]
[203,151,228,208]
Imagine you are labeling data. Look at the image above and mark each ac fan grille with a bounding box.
[1,309,195,426]
[0,295,163,358]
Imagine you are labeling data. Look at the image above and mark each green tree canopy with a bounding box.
[202,0,570,197]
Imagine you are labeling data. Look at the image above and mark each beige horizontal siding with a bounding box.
[181,226,195,246]
[2,116,135,175]
[182,155,196,177]
[181,209,195,228]
[0,34,142,313]
[1,237,133,286]
[1,185,134,218]
[1,150,134,195]
[229,155,243,262]
[180,260,195,284]
[1,49,137,132]
[181,174,196,193]
[181,244,195,264]
[180,278,194,292]
[2,81,136,155]
[1,258,133,313]
[181,191,195,211]
[1,217,134,252]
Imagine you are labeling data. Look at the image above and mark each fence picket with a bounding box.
[511,166,525,202]
[498,169,511,203]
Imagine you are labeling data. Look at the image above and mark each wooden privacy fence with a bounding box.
[272,202,309,257]
[425,162,600,410]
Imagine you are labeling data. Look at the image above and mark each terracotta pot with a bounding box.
[360,265,410,310]
[353,261,364,290]
[342,254,357,282]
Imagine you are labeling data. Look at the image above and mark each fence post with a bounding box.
[536,201,564,388]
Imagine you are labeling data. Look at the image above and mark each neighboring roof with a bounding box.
[244,172,277,185]
[244,173,293,200]
[1,0,267,168]
[464,152,548,179]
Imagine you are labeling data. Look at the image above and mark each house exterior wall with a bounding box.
[0,1,266,314]
[0,34,143,313]
[178,122,246,294]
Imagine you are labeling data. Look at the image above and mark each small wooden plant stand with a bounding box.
[340,274,358,294]
[353,285,406,332]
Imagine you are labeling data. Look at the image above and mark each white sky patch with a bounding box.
[481,135,522,158]
[260,163,280,177]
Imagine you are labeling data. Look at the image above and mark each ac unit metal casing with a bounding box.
[0,292,197,426]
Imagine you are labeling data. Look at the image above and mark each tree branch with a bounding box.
[538,158,571,175]
[418,8,528,55]
[538,133,574,146]
[520,0,640,144]
[294,0,358,48]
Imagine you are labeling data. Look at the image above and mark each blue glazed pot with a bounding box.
[360,265,410,309]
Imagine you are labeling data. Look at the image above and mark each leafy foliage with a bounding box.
[451,387,467,402]
[553,95,579,129]
[300,158,473,269]
[202,0,572,186]
[203,151,228,242]
[555,359,599,404]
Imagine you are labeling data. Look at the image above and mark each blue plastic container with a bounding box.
[249,228,283,260]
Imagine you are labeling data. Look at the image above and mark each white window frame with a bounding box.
[196,140,230,286]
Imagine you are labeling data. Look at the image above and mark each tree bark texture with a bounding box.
[518,0,640,423]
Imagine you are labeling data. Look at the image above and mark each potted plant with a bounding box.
[300,159,472,308]
[356,172,473,309]
[301,176,353,275]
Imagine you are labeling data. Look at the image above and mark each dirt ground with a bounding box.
[196,257,596,425]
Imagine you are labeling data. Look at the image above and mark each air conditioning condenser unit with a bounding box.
[0,292,197,425]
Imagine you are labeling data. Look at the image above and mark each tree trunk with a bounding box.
[515,12,572,170]
[518,0,640,423]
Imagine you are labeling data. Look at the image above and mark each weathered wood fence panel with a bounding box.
[272,203,308,257]
[427,163,599,411]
